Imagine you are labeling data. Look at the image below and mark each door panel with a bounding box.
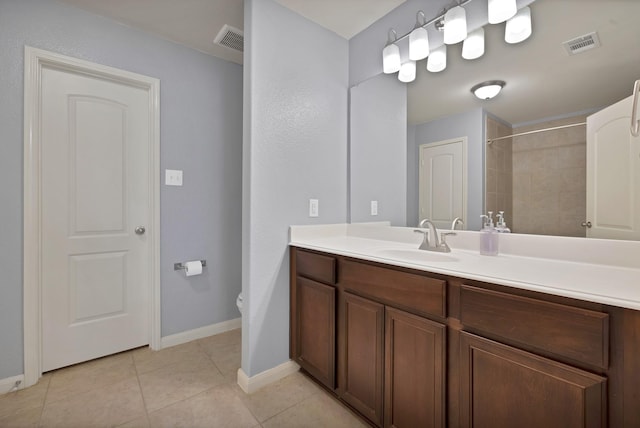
[419,139,467,230]
[41,66,150,371]
[587,95,640,240]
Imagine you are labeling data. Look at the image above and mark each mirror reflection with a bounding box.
[406,0,640,238]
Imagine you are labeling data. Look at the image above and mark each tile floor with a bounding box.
[0,329,367,427]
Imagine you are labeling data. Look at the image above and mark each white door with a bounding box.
[586,95,640,240]
[41,66,151,371]
[419,138,467,230]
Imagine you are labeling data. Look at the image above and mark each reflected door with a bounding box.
[419,138,467,230]
[586,94,640,240]
[41,65,151,371]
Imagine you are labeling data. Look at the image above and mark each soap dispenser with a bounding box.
[496,211,511,233]
[480,212,499,256]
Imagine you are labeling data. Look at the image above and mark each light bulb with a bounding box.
[398,61,416,83]
[409,27,430,61]
[462,27,485,60]
[488,0,517,24]
[427,45,447,72]
[505,7,532,44]
[444,6,467,45]
[382,43,401,73]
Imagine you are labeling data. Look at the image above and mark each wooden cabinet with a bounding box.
[340,292,384,426]
[385,307,445,428]
[459,332,606,428]
[291,250,337,390]
[290,247,640,427]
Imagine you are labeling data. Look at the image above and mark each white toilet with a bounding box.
[236,293,243,315]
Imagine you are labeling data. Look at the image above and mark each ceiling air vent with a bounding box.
[214,24,244,52]
[563,32,601,55]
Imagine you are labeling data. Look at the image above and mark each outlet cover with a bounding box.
[309,199,319,217]
[165,169,183,186]
[371,200,378,216]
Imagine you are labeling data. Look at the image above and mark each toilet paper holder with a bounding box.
[174,260,207,271]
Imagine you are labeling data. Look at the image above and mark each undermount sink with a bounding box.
[375,248,458,263]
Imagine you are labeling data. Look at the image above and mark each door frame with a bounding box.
[418,137,468,227]
[23,46,161,387]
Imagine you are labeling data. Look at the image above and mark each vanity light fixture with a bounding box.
[409,11,430,61]
[382,29,401,74]
[488,0,517,24]
[471,80,506,100]
[505,6,532,44]
[381,0,533,82]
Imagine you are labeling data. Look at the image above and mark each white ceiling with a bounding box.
[56,0,640,126]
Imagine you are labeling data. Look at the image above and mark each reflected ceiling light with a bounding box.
[462,27,485,60]
[409,11,430,61]
[382,29,401,74]
[488,0,517,24]
[444,5,467,45]
[471,80,506,99]
[398,61,417,83]
[505,7,532,44]
[427,45,447,73]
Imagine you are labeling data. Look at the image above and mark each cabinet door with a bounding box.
[459,332,606,428]
[296,277,336,389]
[385,307,446,428]
[340,292,384,427]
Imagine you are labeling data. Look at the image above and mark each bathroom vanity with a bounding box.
[288,224,640,428]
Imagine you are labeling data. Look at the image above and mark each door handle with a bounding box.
[632,80,640,137]
[581,221,592,228]
[135,226,146,235]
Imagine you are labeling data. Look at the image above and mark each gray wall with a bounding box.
[409,109,485,230]
[0,0,243,379]
[350,74,407,225]
[242,0,349,377]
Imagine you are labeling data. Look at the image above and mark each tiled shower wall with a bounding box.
[485,117,513,228]
[511,115,588,237]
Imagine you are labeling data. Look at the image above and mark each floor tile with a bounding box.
[148,383,259,428]
[237,371,321,422]
[0,373,50,419]
[133,341,206,375]
[40,377,146,428]
[0,405,42,428]
[262,392,368,428]
[45,351,136,404]
[138,352,226,412]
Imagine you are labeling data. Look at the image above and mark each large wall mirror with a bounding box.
[404,0,640,238]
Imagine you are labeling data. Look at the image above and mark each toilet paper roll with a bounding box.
[184,261,203,277]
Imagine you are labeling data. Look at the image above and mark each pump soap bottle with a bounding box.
[480,212,499,256]
[496,211,511,233]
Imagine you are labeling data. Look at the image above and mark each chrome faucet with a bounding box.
[451,217,464,230]
[415,219,456,253]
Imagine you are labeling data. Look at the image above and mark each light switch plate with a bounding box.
[309,199,319,217]
[165,169,183,186]
[371,200,378,216]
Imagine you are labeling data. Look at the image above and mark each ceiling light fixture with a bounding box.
[488,0,517,24]
[409,11,430,61]
[471,80,506,100]
[382,29,401,74]
[381,0,533,83]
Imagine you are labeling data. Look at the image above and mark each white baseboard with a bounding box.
[0,374,25,395]
[160,317,241,349]
[237,360,300,394]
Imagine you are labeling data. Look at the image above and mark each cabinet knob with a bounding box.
[581,221,592,228]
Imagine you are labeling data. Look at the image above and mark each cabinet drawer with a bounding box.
[340,259,446,318]
[460,285,609,369]
[296,250,336,285]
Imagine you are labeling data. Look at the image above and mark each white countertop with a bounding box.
[289,223,640,311]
